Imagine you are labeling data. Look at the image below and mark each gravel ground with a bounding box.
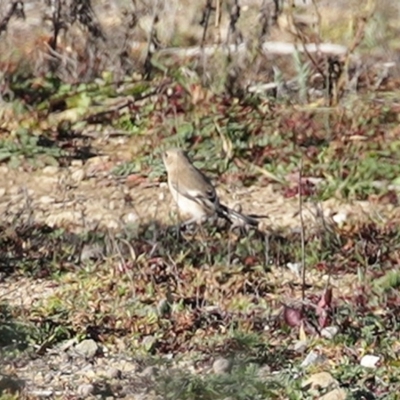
[0,147,397,398]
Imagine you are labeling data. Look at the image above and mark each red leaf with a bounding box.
[316,287,333,314]
[318,313,330,329]
[316,288,333,328]
[126,174,147,187]
[283,305,303,327]
[244,256,258,266]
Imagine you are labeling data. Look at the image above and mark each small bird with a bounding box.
[162,148,261,228]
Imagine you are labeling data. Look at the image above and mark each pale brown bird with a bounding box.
[162,148,260,228]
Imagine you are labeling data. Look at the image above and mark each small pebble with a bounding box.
[232,203,242,213]
[142,336,157,352]
[123,212,139,224]
[42,166,59,175]
[75,339,99,359]
[39,195,55,205]
[118,360,137,373]
[59,338,78,352]
[293,340,308,353]
[257,364,271,379]
[141,366,159,378]
[8,186,21,195]
[286,262,301,276]
[106,367,122,380]
[80,243,104,262]
[360,354,380,368]
[70,168,86,182]
[71,160,83,167]
[319,388,347,400]
[212,357,232,374]
[302,371,338,390]
[301,350,326,368]
[332,212,347,226]
[157,299,171,316]
[29,390,54,398]
[77,383,94,397]
[321,326,339,340]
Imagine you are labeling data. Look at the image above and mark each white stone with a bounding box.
[42,165,59,175]
[360,354,380,368]
[45,211,82,226]
[71,160,83,167]
[332,211,347,226]
[301,350,326,368]
[293,340,308,353]
[141,366,159,378]
[302,372,338,390]
[8,186,21,195]
[287,262,301,276]
[70,168,86,182]
[321,326,339,340]
[77,384,94,397]
[39,196,55,205]
[75,339,99,359]
[123,212,138,224]
[319,388,347,400]
[213,357,232,374]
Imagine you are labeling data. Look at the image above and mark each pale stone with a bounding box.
[71,160,83,167]
[360,354,380,368]
[59,338,78,352]
[39,195,55,205]
[123,212,138,224]
[77,384,94,397]
[118,360,138,373]
[301,350,326,367]
[294,340,308,353]
[70,168,86,182]
[332,211,347,226]
[213,357,232,374]
[105,367,122,380]
[319,388,347,400]
[0,165,9,175]
[321,326,339,339]
[8,186,21,195]
[42,165,59,175]
[45,211,82,226]
[141,366,159,378]
[75,339,99,359]
[104,219,119,230]
[302,372,338,390]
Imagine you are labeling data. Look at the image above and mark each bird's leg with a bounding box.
[179,217,199,231]
[180,214,213,233]
[174,221,182,240]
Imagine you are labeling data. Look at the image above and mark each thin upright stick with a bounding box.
[299,155,306,304]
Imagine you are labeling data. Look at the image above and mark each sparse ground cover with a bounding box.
[1,0,400,399]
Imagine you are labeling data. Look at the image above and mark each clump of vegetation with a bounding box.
[1,0,400,398]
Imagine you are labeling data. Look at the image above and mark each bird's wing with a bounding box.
[171,179,217,205]
[218,204,260,227]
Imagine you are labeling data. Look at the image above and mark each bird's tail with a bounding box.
[218,204,263,228]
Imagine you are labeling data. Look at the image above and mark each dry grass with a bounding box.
[1,0,400,398]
